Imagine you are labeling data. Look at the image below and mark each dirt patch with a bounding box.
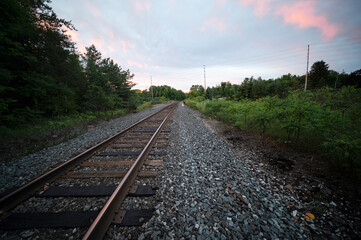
[202,116,361,239]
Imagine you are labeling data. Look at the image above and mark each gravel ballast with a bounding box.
[0,104,167,194]
[112,103,312,239]
[2,102,346,239]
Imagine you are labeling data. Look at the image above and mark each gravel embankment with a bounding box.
[114,103,312,239]
[0,104,167,194]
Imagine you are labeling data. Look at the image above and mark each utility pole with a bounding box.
[304,44,309,91]
[150,75,153,100]
[203,65,206,90]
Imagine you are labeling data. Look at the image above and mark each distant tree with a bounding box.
[189,85,205,98]
[81,45,134,111]
[224,82,233,100]
[343,69,361,88]
[240,77,253,98]
[205,87,213,99]
[309,60,330,89]
[137,85,185,102]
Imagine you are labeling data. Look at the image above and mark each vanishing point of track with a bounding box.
[0,102,178,239]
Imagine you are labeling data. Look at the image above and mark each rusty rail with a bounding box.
[82,103,176,239]
[0,103,176,216]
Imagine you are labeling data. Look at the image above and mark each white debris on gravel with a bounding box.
[0,104,167,193]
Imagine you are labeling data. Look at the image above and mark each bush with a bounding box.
[185,86,361,178]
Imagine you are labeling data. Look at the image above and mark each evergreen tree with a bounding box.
[309,60,330,89]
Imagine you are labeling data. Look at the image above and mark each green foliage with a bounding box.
[323,135,361,177]
[0,108,127,139]
[186,87,361,178]
[0,0,135,128]
[309,60,330,89]
[189,85,205,98]
[136,101,152,112]
[133,85,186,104]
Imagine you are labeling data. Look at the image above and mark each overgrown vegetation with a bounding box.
[186,62,361,178]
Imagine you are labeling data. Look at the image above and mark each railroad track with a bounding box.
[0,102,178,239]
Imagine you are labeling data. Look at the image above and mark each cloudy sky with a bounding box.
[50,0,361,92]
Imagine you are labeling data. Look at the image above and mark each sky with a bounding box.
[50,0,361,92]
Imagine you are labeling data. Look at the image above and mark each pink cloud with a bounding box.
[108,45,116,52]
[64,28,86,53]
[216,0,228,6]
[240,0,338,40]
[91,38,104,49]
[240,0,273,17]
[134,0,151,15]
[66,29,79,42]
[108,30,114,40]
[202,17,228,32]
[121,40,135,54]
[276,1,338,40]
[127,60,147,68]
[85,1,101,17]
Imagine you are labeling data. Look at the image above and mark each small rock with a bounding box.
[21,231,34,238]
[83,205,91,211]
[138,233,145,240]
[309,224,316,231]
[321,187,332,195]
[284,184,293,190]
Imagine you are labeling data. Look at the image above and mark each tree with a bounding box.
[205,87,213,99]
[0,0,83,125]
[189,85,205,98]
[309,60,330,89]
[343,69,361,88]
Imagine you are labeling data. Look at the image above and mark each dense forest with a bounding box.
[186,62,361,177]
[0,0,185,130]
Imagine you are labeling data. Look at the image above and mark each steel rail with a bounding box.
[82,104,176,240]
[0,103,175,215]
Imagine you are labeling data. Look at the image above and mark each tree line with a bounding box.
[189,61,360,100]
[0,0,185,128]
[135,86,186,102]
